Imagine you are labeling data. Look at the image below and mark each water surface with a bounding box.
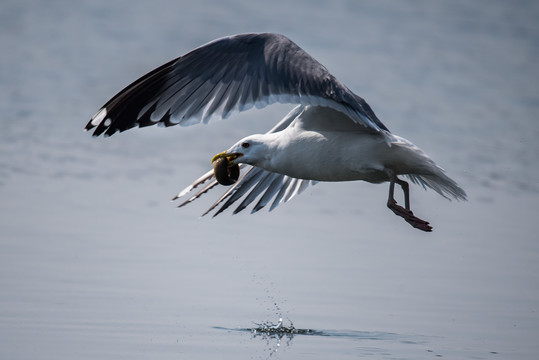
[1,0,538,359]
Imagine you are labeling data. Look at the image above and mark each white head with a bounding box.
[211,134,273,167]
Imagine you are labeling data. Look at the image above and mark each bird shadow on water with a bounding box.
[214,318,431,358]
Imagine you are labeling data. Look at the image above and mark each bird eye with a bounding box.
[241,142,250,148]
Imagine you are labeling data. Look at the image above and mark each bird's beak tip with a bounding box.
[210,151,243,165]
[211,151,228,164]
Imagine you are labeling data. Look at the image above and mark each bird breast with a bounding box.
[267,128,392,182]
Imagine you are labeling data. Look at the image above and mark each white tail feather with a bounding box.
[407,170,467,201]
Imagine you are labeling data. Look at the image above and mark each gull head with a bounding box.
[211,134,270,167]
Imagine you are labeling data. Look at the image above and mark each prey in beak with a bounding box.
[211,152,242,186]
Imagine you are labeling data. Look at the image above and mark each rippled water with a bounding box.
[216,321,433,359]
[1,0,538,359]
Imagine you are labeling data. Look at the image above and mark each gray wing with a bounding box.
[174,165,314,217]
[85,32,389,136]
[172,105,315,216]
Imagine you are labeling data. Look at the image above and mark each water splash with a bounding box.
[214,317,432,359]
[251,317,295,336]
[248,317,296,357]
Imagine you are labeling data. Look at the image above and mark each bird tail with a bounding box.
[406,170,467,201]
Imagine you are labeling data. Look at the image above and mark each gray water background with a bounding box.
[1,0,538,359]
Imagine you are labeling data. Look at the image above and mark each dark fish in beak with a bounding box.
[212,154,240,185]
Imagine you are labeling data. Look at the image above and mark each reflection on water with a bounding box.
[215,318,297,357]
[216,317,429,358]
[216,319,502,359]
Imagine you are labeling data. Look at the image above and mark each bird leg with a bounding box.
[386,174,432,232]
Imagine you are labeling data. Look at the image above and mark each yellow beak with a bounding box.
[211,151,243,165]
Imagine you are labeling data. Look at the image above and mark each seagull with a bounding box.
[86,33,466,231]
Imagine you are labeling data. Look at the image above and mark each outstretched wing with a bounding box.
[173,164,315,217]
[86,32,389,136]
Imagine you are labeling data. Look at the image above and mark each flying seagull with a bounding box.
[86,33,466,231]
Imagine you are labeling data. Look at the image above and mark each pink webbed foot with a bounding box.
[387,199,432,232]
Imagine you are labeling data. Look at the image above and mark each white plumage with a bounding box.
[86,33,466,231]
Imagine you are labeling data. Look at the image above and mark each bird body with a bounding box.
[227,105,461,190]
[86,33,466,231]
